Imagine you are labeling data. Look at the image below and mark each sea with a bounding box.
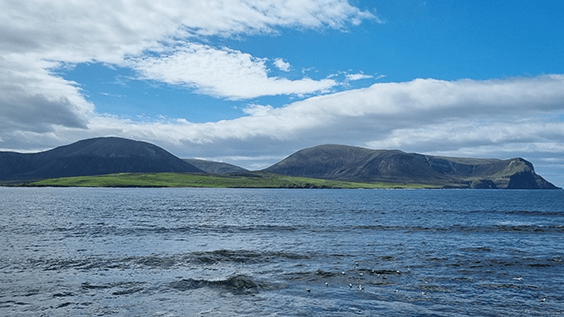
[1,187,563,316]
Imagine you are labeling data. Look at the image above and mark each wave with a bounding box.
[354,224,564,234]
[25,222,562,239]
[169,275,266,294]
[10,249,312,272]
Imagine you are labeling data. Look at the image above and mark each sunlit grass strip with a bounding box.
[28,172,438,189]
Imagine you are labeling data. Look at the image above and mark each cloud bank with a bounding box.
[23,75,562,159]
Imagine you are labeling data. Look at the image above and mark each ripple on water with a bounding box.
[1,187,563,316]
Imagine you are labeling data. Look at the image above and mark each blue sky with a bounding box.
[1,0,564,186]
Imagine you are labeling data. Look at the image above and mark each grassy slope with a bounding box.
[27,172,437,189]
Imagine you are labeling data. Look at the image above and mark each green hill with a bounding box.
[262,144,558,189]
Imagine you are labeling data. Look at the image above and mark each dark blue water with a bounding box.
[1,188,563,316]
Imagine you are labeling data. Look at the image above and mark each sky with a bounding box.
[1,0,564,186]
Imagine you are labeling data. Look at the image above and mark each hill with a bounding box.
[2,140,558,189]
[0,137,203,182]
[262,144,558,189]
[183,159,248,174]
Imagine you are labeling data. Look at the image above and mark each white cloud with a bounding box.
[274,58,291,72]
[0,1,374,62]
[3,75,564,152]
[345,73,373,81]
[365,120,564,154]
[0,0,373,136]
[0,56,94,133]
[132,44,337,99]
[60,75,564,151]
[242,104,275,116]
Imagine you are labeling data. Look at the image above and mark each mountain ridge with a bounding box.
[262,144,558,189]
[0,137,203,182]
[1,139,559,189]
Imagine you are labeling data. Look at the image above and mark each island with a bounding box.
[0,137,558,189]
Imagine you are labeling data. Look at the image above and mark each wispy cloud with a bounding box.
[131,44,336,99]
[242,104,275,116]
[0,1,374,61]
[345,73,373,81]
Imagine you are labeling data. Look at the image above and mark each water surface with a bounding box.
[1,188,563,316]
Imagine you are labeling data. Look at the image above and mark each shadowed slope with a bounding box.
[0,137,203,182]
[183,159,248,174]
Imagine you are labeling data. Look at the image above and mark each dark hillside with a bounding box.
[2,140,557,189]
[262,145,449,184]
[0,137,203,182]
[263,144,558,189]
[0,152,33,180]
[183,159,248,174]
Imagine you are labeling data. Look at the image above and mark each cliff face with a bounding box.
[263,145,558,189]
[0,137,203,182]
[491,159,557,189]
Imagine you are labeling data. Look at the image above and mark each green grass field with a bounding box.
[27,172,437,189]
